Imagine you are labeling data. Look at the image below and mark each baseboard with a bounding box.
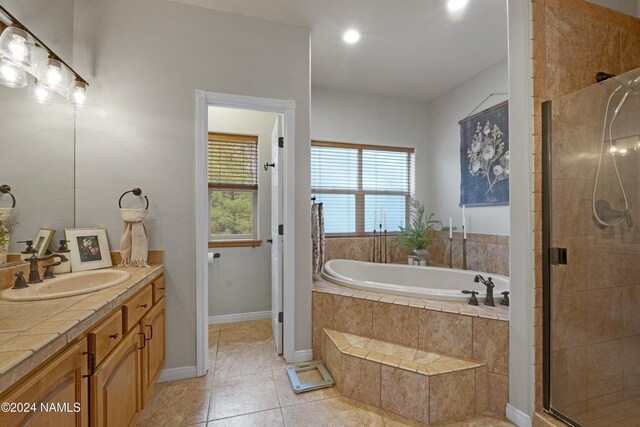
[158,365,197,383]
[208,310,271,324]
[287,349,313,363]
[506,403,532,427]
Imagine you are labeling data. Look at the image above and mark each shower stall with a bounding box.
[543,66,640,426]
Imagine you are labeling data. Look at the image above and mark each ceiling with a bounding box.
[168,0,508,102]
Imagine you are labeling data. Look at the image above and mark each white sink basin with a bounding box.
[0,269,131,301]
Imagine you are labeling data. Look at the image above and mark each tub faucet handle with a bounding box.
[500,291,509,306]
[462,290,479,306]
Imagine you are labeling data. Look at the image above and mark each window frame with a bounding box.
[208,132,261,247]
[311,140,415,237]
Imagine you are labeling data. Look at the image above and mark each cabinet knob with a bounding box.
[109,332,119,340]
[140,303,148,309]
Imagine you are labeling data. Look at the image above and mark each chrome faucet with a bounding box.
[27,253,68,284]
[473,274,495,307]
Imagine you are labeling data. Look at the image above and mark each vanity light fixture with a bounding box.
[342,29,361,44]
[0,25,34,69]
[0,5,88,104]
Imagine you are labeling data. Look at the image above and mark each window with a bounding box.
[311,141,415,235]
[208,133,260,246]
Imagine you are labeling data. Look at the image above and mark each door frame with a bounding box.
[195,90,296,376]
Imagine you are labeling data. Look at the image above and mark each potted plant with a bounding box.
[397,199,441,265]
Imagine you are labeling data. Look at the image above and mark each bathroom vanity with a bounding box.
[0,263,165,427]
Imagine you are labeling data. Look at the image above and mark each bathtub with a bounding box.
[321,259,509,302]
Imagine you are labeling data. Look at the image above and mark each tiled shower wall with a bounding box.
[324,232,509,276]
[530,0,640,416]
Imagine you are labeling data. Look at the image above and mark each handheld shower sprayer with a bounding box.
[592,72,638,229]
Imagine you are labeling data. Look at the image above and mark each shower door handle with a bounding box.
[550,247,567,265]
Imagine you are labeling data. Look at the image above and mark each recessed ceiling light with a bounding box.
[342,29,361,44]
[446,0,468,13]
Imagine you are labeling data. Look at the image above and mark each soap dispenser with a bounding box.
[18,240,35,261]
[53,240,71,274]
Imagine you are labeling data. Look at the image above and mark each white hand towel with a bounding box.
[120,208,149,267]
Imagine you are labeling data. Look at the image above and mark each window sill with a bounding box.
[208,240,262,248]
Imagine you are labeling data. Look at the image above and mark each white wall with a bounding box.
[207,107,276,317]
[427,57,509,236]
[311,87,431,208]
[73,0,311,370]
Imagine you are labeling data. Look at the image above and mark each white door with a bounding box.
[270,115,283,354]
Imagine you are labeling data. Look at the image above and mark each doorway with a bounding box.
[195,91,296,377]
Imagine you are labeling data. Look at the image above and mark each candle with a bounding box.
[463,217,467,240]
[373,210,377,231]
[384,213,387,231]
[449,217,453,238]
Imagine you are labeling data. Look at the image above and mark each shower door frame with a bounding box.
[541,100,582,427]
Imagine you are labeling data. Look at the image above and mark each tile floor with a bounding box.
[137,319,514,427]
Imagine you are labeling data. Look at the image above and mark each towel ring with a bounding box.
[119,188,149,210]
[0,185,16,208]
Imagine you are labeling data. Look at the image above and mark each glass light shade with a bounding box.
[68,79,88,106]
[25,46,48,78]
[37,57,68,94]
[0,26,35,69]
[0,61,27,88]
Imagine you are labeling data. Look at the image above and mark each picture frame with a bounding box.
[64,228,113,272]
[459,100,510,206]
[33,228,56,257]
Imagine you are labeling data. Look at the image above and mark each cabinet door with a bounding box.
[0,338,88,427]
[90,325,143,427]
[141,297,165,407]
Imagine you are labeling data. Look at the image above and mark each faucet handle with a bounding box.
[43,264,56,280]
[486,277,495,288]
[500,291,510,306]
[12,271,28,289]
[462,290,479,306]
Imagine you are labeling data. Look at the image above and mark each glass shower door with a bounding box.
[544,66,640,426]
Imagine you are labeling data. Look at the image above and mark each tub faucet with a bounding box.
[473,274,495,307]
[27,253,68,284]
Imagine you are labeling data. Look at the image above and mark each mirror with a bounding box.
[0,1,77,264]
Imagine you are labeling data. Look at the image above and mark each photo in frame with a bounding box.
[33,228,56,257]
[459,100,509,206]
[64,228,113,272]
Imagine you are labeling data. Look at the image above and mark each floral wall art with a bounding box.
[459,101,509,206]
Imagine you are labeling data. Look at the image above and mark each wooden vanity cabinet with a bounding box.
[89,325,144,427]
[0,338,89,427]
[141,297,165,406]
[0,274,166,427]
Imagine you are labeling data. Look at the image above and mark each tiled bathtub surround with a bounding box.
[324,232,509,276]
[312,277,509,421]
[530,0,640,420]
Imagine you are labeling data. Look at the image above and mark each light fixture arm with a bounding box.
[0,5,88,87]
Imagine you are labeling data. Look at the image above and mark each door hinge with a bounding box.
[278,137,284,148]
[278,312,283,323]
[550,247,567,265]
[278,224,284,236]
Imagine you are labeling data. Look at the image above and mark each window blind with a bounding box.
[208,133,258,189]
[311,141,415,235]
